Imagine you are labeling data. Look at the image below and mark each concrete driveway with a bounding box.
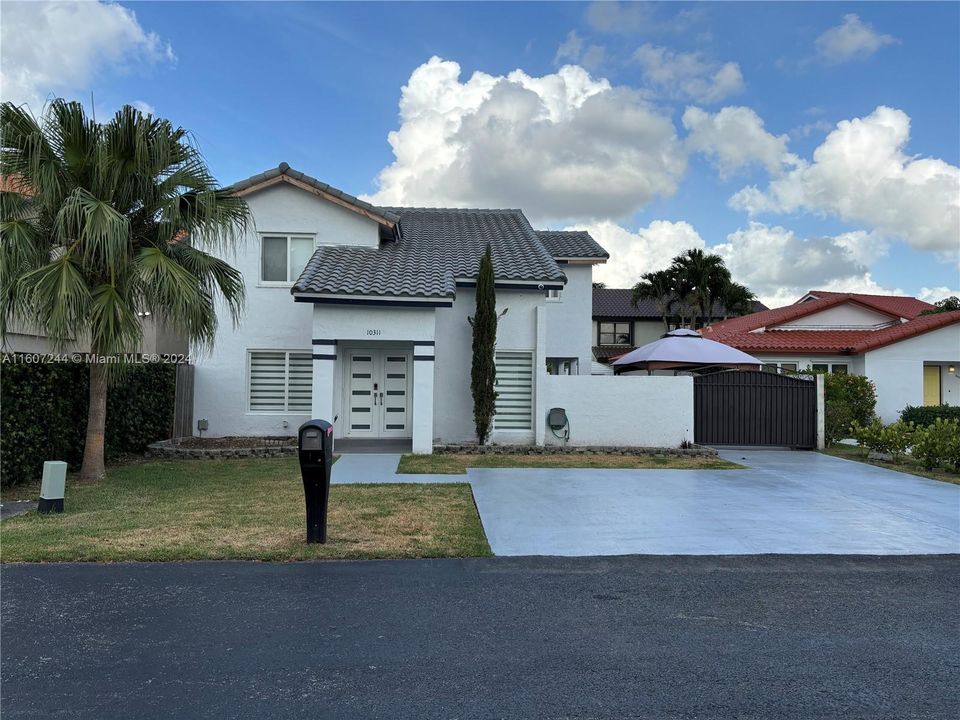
[468,450,960,556]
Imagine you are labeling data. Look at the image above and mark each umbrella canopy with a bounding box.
[612,328,762,372]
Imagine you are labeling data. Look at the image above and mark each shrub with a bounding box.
[878,421,915,463]
[912,419,960,471]
[821,373,876,445]
[900,404,960,427]
[0,357,177,487]
[850,418,884,458]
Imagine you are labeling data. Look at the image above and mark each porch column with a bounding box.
[311,339,336,426]
[412,342,435,454]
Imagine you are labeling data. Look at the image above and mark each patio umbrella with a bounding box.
[611,328,762,373]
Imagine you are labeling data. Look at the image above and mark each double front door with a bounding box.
[345,349,412,438]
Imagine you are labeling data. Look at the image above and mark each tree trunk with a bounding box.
[79,360,107,481]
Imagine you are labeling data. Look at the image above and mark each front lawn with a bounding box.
[1,458,491,562]
[823,444,960,486]
[398,452,742,474]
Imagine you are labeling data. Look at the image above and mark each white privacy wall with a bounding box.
[540,375,694,447]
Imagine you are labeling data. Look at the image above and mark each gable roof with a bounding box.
[228,163,400,229]
[294,207,566,299]
[703,291,955,355]
[593,287,767,320]
[536,231,609,260]
[704,291,933,339]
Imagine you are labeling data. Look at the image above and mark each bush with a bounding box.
[877,421,915,463]
[912,419,960,472]
[850,417,884,457]
[821,372,876,444]
[0,357,177,487]
[900,404,960,427]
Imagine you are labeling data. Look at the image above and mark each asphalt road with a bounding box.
[2,556,958,719]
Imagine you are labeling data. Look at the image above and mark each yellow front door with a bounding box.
[923,366,941,406]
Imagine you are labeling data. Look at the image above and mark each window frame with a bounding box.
[259,233,316,286]
[247,349,314,414]
[597,319,633,346]
[546,288,563,302]
[546,357,579,376]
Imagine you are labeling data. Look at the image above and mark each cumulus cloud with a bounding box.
[0,1,174,110]
[683,106,793,178]
[917,287,960,304]
[711,222,900,307]
[815,14,898,64]
[729,106,960,253]
[365,57,686,221]
[632,44,744,104]
[566,220,706,289]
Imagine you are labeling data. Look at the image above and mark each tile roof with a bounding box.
[704,291,936,340]
[293,207,566,299]
[536,231,609,259]
[227,163,401,226]
[593,345,633,362]
[593,287,767,319]
[706,307,959,355]
[804,290,933,320]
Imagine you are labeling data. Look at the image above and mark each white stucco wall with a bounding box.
[433,287,545,444]
[540,375,694,447]
[863,324,960,422]
[192,183,381,437]
[543,264,593,372]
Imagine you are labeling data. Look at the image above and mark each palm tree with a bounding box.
[718,281,757,320]
[669,249,731,329]
[1,100,249,480]
[632,269,676,332]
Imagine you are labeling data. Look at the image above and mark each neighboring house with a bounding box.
[703,290,960,422]
[591,287,766,370]
[191,164,609,451]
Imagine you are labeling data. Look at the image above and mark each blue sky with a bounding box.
[2,1,958,306]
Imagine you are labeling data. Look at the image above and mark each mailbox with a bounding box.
[298,419,334,543]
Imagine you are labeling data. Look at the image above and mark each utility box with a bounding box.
[38,461,67,513]
[298,419,334,543]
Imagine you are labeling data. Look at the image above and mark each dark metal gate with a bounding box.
[694,370,816,448]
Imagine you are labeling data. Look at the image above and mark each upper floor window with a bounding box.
[261,234,315,284]
[546,288,562,302]
[598,321,632,346]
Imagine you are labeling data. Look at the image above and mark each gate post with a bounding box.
[815,373,826,450]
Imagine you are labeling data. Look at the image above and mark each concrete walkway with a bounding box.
[332,450,960,556]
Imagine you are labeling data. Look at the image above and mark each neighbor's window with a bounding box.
[261,234,315,283]
[598,321,632,345]
[780,363,798,372]
[811,363,829,372]
[546,357,578,375]
[832,364,848,374]
[249,351,313,412]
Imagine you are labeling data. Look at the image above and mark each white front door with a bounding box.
[345,349,412,438]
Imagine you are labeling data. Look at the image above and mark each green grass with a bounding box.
[397,452,742,474]
[0,457,491,562]
[823,444,960,486]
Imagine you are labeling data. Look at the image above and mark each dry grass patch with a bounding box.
[1,457,490,562]
[398,452,742,474]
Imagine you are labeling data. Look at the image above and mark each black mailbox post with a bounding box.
[298,419,334,543]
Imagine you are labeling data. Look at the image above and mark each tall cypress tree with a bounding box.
[470,244,497,444]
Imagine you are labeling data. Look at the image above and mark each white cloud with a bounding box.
[0,1,173,110]
[815,14,898,64]
[365,57,687,222]
[554,30,605,70]
[632,43,744,104]
[711,222,901,307]
[586,2,653,34]
[729,106,960,253]
[683,106,793,178]
[130,100,156,115]
[567,219,705,288]
[917,287,960,304]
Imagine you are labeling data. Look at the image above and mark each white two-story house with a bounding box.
[192,164,608,452]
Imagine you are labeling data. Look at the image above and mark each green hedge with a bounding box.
[900,404,960,427]
[821,372,877,444]
[1,358,177,487]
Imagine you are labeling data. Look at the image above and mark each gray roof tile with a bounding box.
[536,230,609,259]
[593,288,768,319]
[293,207,566,299]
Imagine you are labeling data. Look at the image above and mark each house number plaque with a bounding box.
[365,329,382,336]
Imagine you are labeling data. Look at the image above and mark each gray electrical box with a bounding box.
[38,461,67,513]
[548,408,568,430]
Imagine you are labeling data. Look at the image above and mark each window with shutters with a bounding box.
[248,351,313,412]
[493,351,533,430]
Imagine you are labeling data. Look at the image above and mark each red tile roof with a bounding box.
[706,309,960,355]
[804,290,933,320]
